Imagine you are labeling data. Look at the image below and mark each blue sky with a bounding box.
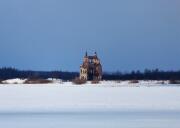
[0,0,180,71]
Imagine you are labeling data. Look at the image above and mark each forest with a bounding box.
[0,67,180,81]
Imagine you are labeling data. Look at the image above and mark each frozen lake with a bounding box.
[0,84,180,128]
[0,110,180,128]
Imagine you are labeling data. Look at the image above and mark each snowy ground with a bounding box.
[0,81,180,112]
[0,80,180,128]
[1,78,178,86]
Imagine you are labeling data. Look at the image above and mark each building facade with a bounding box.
[80,52,102,81]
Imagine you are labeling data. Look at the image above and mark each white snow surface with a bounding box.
[0,82,180,112]
[2,78,27,84]
[1,78,172,85]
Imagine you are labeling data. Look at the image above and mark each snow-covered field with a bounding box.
[0,83,180,112]
[0,80,180,128]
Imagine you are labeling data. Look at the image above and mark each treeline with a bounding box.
[0,67,180,80]
[0,67,78,80]
[103,69,180,80]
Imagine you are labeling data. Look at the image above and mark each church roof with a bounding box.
[84,52,98,59]
[87,55,98,59]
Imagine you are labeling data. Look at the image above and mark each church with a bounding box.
[80,52,102,81]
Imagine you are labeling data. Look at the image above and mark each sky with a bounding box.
[0,0,180,72]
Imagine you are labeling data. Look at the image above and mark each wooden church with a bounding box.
[80,52,102,81]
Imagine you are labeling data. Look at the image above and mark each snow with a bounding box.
[1,78,174,86]
[0,82,180,112]
[2,78,27,84]
[0,110,180,128]
[0,82,180,128]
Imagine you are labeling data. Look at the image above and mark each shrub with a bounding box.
[129,80,139,84]
[24,78,52,84]
[169,80,180,84]
[156,81,165,84]
[116,80,121,83]
[91,79,100,84]
[72,77,86,85]
[0,79,3,84]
